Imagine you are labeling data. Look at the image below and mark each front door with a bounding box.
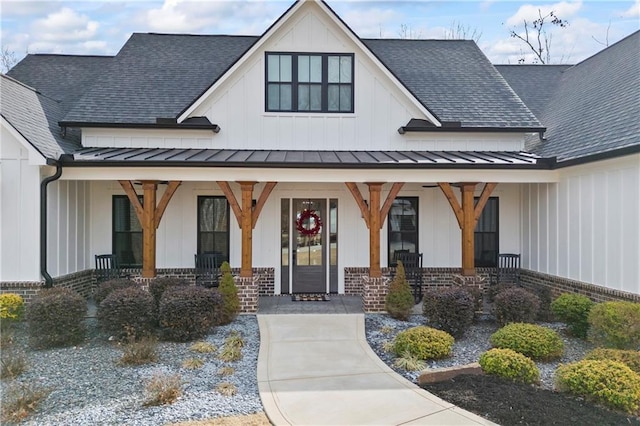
[292,199,326,293]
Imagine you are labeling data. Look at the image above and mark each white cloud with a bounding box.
[338,7,401,38]
[621,0,640,18]
[506,1,583,27]
[32,7,99,42]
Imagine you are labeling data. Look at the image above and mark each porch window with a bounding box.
[266,53,354,113]
[113,195,142,267]
[475,197,499,267]
[388,197,419,266]
[197,196,230,264]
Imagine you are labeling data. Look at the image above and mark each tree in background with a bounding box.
[444,21,482,43]
[1,47,17,74]
[508,9,568,64]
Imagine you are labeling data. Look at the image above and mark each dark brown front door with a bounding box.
[292,199,326,293]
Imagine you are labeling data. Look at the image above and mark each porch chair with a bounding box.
[489,253,521,287]
[394,251,424,304]
[94,254,129,283]
[194,253,221,288]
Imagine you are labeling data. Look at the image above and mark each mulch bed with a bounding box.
[423,374,640,426]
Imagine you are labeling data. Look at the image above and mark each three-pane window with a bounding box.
[266,53,353,113]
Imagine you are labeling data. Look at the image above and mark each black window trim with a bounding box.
[112,194,142,268]
[196,195,231,263]
[474,196,499,267]
[387,196,419,267]
[265,51,355,113]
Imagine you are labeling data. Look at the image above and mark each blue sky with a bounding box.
[1,0,638,66]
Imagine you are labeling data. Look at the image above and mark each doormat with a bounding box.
[291,294,331,302]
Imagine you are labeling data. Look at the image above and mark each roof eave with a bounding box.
[398,125,546,134]
[58,121,221,133]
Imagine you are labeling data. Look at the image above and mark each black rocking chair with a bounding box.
[95,254,128,283]
[194,253,221,288]
[489,253,521,287]
[394,251,424,304]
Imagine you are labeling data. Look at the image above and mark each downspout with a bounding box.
[40,160,63,287]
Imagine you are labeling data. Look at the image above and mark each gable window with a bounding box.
[475,197,499,267]
[266,53,353,113]
[388,197,419,266]
[197,196,230,264]
[113,195,142,267]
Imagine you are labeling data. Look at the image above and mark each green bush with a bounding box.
[385,261,414,321]
[422,286,474,338]
[493,287,540,326]
[584,348,640,374]
[27,288,86,349]
[490,322,564,360]
[93,279,136,305]
[97,287,155,341]
[393,326,454,360]
[555,360,640,414]
[551,293,594,338]
[479,348,540,384]
[588,301,640,349]
[159,286,222,342]
[0,293,25,327]
[148,277,189,311]
[218,262,240,325]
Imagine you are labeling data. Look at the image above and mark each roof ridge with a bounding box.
[1,74,62,104]
[570,30,639,68]
[139,32,259,38]
[26,53,114,58]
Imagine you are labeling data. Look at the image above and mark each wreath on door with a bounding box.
[296,209,323,236]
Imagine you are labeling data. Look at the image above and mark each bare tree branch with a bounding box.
[508,9,567,64]
[1,46,18,74]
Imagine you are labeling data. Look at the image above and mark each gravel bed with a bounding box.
[1,315,262,426]
[364,313,596,389]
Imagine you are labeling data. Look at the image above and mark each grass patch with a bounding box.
[216,382,237,397]
[379,325,394,335]
[393,350,426,371]
[1,350,28,379]
[217,366,235,376]
[189,341,217,354]
[119,337,158,366]
[1,382,51,423]
[182,358,204,369]
[382,341,395,353]
[143,373,183,406]
[224,331,245,348]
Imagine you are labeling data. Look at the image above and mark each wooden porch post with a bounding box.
[119,180,182,278]
[239,181,256,278]
[367,183,383,278]
[438,182,497,277]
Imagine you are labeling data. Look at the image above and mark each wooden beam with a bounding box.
[367,183,384,278]
[438,182,463,229]
[474,183,497,226]
[251,182,277,228]
[460,183,477,276]
[141,181,158,278]
[379,182,405,228]
[238,181,256,277]
[345,182,370,229]
[217,181,242,227]
[118,180,144,224]
[154,181,181,228]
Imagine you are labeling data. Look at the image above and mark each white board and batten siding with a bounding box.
[522,154,640,294]
[82,3,526,153]
[89,181,521,293]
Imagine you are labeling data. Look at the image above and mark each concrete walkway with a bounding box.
[257,314,495,425]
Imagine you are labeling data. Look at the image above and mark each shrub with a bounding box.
[218,344,242,362]
[493,287,540,326]
[143,373,182,406]
[148,277,188,311]
[218,262,240,325]
[555,360,640,414]
[551,293,594,338]
[217,366,235,376]
[393,326,454,360]
[159,286,222,342]
[422,286,475,338]
[479,348,539,384]
[1,382,51,423]
[490,323,564,360]
[119,336,158,366]
[93,279,136,305]
[27,288,86,349]
[393,350,426,371]
[0,293,25,326]
[182,357,204,369]
[98,287,155,341]
[584,348,640,374]
[385,261,414,321]
[0,350,27,379]
[588,301,640,349]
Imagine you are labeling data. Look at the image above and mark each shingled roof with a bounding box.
[1,75,78,159]
[497,31,640,163]
[57,33,541,129]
